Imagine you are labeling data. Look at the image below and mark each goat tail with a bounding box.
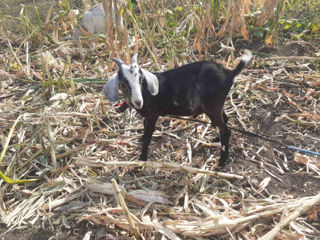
[231,50,252,77]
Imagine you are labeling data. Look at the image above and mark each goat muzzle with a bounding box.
[133,99,143,109]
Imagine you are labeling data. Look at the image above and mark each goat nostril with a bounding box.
[134,100,143,108]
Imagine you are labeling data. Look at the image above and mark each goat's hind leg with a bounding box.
[207,111,231,167]
[139,115,159,161]
[218,126,231,167]
[211,111,229,142]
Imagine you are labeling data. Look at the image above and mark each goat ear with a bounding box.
[131,53,138,64]
[103,73,119,102]
[141,68,159,96]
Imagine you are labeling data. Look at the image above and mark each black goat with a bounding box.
[104,51,252,167]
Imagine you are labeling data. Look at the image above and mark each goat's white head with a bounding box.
[103,54,159,109]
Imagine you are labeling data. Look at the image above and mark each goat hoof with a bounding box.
[217,157,227,169]
[212,136,220,142]
[217,162,226,169]
[139,154,147,161]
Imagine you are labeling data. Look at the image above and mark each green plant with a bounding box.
[280,0,320,40]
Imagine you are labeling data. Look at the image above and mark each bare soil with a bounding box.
[1,39,319,239]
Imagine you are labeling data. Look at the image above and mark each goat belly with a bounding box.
[158,101,203,116]
[153,90,203,116]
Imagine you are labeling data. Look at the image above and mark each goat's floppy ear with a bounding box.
[103,73,119,102]
[131,53,138,64]
[141,68,159,96]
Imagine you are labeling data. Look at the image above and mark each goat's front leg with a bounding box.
[139,115,159,161]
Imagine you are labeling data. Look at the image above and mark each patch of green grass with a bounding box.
[279,0,320,40]
[0,0,80,25]
[1,0,51,22]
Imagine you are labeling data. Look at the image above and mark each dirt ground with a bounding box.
[1,0,320,239]
[1,38,319,239]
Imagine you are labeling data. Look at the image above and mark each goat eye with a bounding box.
[120,81,129,91]
[122,81,129,88]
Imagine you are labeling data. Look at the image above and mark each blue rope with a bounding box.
[287,146,320,156]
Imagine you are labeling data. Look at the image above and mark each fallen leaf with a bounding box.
[127,189,171,204]
[294,152,309,165]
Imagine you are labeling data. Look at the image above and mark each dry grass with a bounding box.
[0,0,320,239]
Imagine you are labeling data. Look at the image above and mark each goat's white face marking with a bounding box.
[121,63,144,109]
[118,54,159,109]
[104,54,159,110]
